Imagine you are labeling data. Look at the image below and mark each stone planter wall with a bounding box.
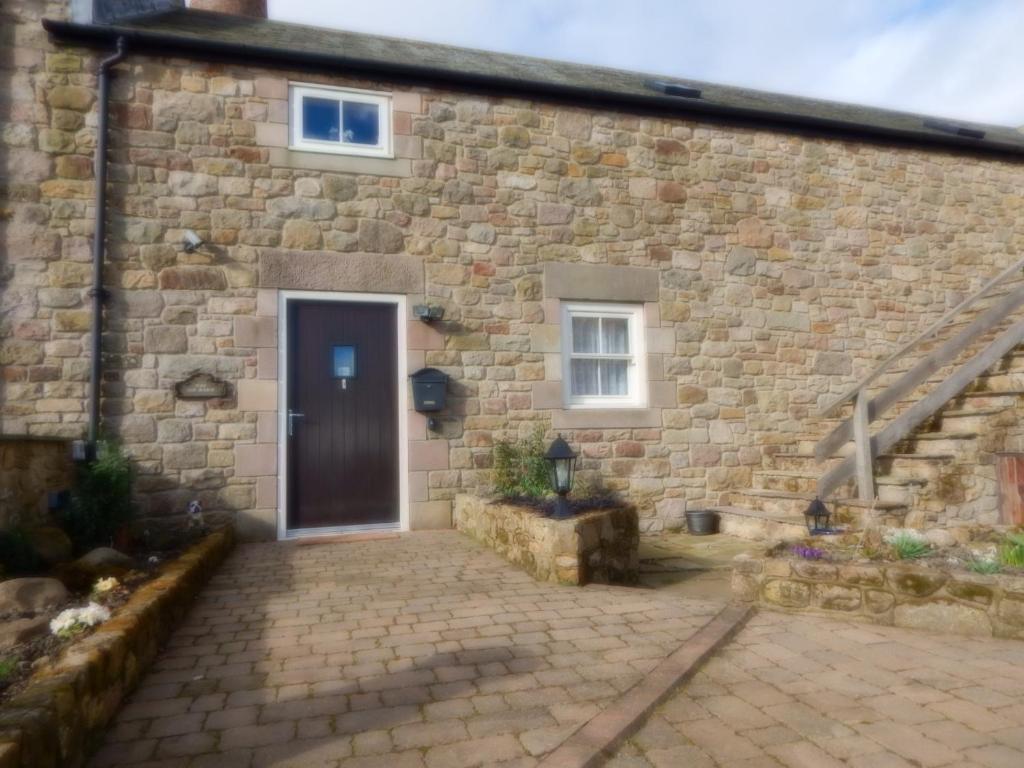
[733,556,1024,640]
[0,527,235,768]
[0,438,72,531]
[454,494,639,585]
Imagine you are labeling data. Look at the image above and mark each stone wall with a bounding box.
[0,526,234,768]
[733,555,1024,640]
[454,494,638,585]
[4,0,1024,535]
[0,437,72,530]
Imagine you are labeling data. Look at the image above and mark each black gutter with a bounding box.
[42,18,1024,158]
[87,36,127,451]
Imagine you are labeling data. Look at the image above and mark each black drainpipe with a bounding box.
[87,36,127,451]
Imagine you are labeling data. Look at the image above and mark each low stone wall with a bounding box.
[0,438,72,531]
[733,556,1024,640]
[454,494,639,586]
[0,527,236,768]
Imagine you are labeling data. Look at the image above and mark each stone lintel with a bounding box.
[259,250,424,294]
[543,262,660,302]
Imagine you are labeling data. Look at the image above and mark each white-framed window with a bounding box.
[561,302,647,408]
[289,83,392,158]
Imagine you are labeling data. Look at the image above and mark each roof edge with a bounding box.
[42,17,1024,158]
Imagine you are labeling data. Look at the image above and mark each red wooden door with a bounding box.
[996,454,1024,525]
[287,300,399,530]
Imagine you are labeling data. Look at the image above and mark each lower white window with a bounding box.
[289,83,392,158]
[561,302,646,408]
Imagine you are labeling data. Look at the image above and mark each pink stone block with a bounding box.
[235,443,277,477]
[257,289,279,317]
[256,122,288,148]
[410,471,429,502]
[409,439,449,471]
[257,348,278,380]
[256,476,278,508]
[254,76,288,100]
[237,380,278,412]
[407,321,444,351]
[410,500,452,529]
[236,317,277,348]
[257,412,277,443]
[408,410,427,441]
[393,92,422,114]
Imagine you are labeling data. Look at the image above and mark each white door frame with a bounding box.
[277,290,409,540]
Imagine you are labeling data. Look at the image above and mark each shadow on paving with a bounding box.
[88,530,724,768]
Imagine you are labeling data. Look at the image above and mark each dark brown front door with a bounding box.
[287,300,399,530]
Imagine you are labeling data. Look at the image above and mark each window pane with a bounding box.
[571,359,600,396]
[572,317,600,353]
[342,101,380,145]
[602,318,630,354]
[302,96,340,141]
[600,360,629,396]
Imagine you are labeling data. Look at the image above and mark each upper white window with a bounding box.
[561,303,647,408]
[289,83,392,158]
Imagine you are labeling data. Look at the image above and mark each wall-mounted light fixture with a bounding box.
[182,229,205,253]
[413,304,445,323]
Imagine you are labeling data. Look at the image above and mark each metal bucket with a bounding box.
[685,509,719,536]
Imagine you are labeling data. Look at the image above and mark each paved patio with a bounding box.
[88,530,1024,767]
[611,612,1024,768]
[89,531,721,767]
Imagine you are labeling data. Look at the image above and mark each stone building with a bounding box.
[3,0,1024,540]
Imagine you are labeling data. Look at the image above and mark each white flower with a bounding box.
[147,555,160,565]
[883,528,927,545]
[50,602,112,636]
[93,577,119,594]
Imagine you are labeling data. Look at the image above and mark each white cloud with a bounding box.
[268,0,1024,126]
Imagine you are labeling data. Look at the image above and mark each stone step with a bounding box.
[722,488,907,527]
[893,430,978,455]
[928,407,1008,433]
[708,505,808,543]
[752,470,818,495]
[874,453,956,482]
[876,475,929,504]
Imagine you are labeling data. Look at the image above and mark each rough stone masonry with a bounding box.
[3,0,1024,537]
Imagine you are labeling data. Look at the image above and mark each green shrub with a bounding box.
[59,439,135,553]
[492,428,551,499]
[0,656,17,683]
[886,530,931,560]
[968,556,1001,574]
[0,528,40,575]
[998,532,1024,569]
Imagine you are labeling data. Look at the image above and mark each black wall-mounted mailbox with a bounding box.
[410,368,448,413]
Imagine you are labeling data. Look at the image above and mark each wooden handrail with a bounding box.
[814,282,1024,461]
[818,318,1024,499]
[818,254,1024,417]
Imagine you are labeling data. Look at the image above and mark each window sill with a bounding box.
[268,148,412,177]
[551,408,661,429]
[287,144,395,160]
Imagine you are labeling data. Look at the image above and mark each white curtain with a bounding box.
[570,315,630,396]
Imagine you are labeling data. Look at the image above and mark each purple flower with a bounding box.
[790,545,826,560]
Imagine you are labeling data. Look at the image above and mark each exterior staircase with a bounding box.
[711,259,1024,542]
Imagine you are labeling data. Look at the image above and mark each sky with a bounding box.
[268,0,1024,127]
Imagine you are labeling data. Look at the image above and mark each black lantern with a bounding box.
[804,498,832,535]
[544,434,578,520]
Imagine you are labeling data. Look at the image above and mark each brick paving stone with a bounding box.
[88,531,718,767]
[613,612,1024,768]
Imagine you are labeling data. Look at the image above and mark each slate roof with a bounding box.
[44,8,1024,156]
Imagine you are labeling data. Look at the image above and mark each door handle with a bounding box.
[288,410,305,436]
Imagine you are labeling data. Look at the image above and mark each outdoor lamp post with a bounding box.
[804,498,832,535]
[544,434,578,520]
